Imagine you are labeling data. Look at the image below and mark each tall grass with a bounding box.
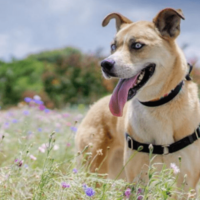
[0,99,198,199]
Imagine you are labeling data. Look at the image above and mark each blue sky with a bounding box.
[0,0,200,62]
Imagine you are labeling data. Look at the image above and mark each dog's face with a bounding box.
[101,8,185,117]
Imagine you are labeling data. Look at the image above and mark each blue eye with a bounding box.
[131,42,144,50]
[111,44,116,51]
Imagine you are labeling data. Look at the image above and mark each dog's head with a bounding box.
[101,8,186,117]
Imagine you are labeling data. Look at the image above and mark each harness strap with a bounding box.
[125,126,200,155]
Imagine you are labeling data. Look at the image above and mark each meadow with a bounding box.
[0,47,200,199]
[0,96,198,200]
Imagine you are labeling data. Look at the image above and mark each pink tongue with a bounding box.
[109,75,139,117]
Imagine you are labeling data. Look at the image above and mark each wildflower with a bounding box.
[12,119,18,123]
[73,168,78,174]
[24,97,32,103]
[24,164,29,169]
[85,187,95,197]
[38,146,45,153]
[39,104,45,111]
[70,126,77,133]
[41,143,48,149]
[34,99,44,105]
[33,95,41,101]
[30,155,37,160]
[44,108,50,113]
[66,122,71,126]
[23,110,29,115]
[15,159,23,167]
[38,128,42,132]
[4,122,9,128]
[63,113,70,118]
[61,182,70,189]
[137,188,144,195]
[66,143,71,147]
[53,144,59,150]
[170,163,180,174]
[137,195,143,200]
[96,149,103,156]
[125,188,131,198]
[82,183,87,189]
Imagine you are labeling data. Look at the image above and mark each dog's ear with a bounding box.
[153,8,185,39]
[102,13,132,31]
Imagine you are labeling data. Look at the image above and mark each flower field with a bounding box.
[0,96,198,199]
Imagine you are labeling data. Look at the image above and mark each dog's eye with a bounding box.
[111,44,116,51]
[131,42,144,50]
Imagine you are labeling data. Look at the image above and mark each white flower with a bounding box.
[170,163,180,174]
[33,95,41,100]
[38,146,45,153]
[30,155,37,160]
[53,144,59,150]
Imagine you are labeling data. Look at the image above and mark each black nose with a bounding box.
[100,59,115,71]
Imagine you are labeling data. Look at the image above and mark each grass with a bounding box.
[0,99,198,199]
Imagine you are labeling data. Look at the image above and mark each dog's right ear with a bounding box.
[102,13,132,32]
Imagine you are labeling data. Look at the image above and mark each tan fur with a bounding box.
[75,8,200,196]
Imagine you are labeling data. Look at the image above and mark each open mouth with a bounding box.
[127,64,156,100]
[109,63,156,117]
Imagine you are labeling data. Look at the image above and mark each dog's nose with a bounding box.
[101,59,115,71]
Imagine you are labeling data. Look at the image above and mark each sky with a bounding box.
[0,0,200,62]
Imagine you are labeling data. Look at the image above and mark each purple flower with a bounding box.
[61,182,70,189]
[73,168,78,174]
[44,108,50,113]
[137,195,143,200]
[63,113,70,118]
[24,97,32,103]
[34,99,44,105]
[38,128,42,132]
[82,183,87,189]
[85,187,95,197]
[66,143,71,147]
[125,188,131,198]
[12,119,18,123]
[39,104,45,111]
[23,110,29,115]
[137,188,144,195]
[70,126,77,133]
[15,159,23,167]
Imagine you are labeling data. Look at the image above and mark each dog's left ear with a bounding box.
[102,13,132,32]
[153,8,185,39]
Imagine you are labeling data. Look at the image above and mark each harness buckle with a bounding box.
[127,135,133,149]
[162,145,169,155]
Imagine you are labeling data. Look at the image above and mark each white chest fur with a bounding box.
[128,99,176,145]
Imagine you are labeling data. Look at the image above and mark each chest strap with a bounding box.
[125,125,200,155]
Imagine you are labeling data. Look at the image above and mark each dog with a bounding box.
[75,8,200,195]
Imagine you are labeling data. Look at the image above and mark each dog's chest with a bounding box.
[128,102,175,145]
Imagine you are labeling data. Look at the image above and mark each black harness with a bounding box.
[125,63,200,155]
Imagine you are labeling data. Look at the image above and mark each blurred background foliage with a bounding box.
[0,46,199,109]
[0,47,117,108]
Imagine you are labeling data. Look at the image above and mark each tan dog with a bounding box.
[75,8,200,194]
